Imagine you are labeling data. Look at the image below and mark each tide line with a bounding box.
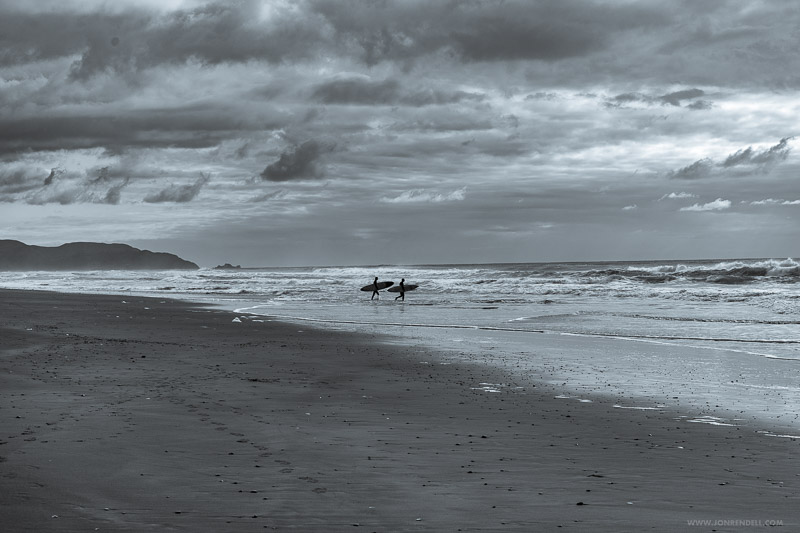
[232,309,800,361]
[232,310,542,333]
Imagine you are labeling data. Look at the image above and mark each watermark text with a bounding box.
[687,519,783,527]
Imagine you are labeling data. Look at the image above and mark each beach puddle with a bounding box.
[554,394,594,403]
[679,415,738,427]
[472,382,504,393]
[471,382,524,393]
[757,430,800,439]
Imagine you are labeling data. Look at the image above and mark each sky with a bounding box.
[1,0,799,267]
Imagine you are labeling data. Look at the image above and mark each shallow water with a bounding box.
[3,258,799,434]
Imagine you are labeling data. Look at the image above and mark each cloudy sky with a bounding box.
[1,0,799,266]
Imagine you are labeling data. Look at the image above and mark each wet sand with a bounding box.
[1,289,798,531]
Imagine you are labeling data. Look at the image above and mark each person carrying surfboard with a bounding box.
[371,277,380,300]
[395,278,406,301]
[361,278,394,297]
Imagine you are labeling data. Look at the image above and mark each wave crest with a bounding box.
[612,258,800,283]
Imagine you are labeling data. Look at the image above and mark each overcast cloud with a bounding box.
[1,0,799,266]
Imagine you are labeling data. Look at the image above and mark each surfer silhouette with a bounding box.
[395,278,406,301]
[371,277,380,300]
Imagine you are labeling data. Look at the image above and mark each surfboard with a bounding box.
[387,284,418,293]
[360,281,394,291]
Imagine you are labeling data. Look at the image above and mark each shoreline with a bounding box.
[1,289,799,531]
[231,305,800,437]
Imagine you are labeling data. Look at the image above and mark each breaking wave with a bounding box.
[612,258,800,284]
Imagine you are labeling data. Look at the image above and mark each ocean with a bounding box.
[2,258,799,436]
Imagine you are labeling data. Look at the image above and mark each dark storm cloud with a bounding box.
[312,78,400,105]
[0,115,203,155]
[143,174,210,203]
[686,100,713,110]
[607,88,708,109]
[722,137,793,169]
[669,138,794,179]
[2,1,797,92]
[23,167,131,205]
[4,0,648,77]
[72,3,330,80]
[0,105,283,155]
[659,89,705,106]
[644,5,800,89]
[449,16,601,62]
[311,77,484,107]
[609,92,647,106]
[668,158,714,180]
[0,11,106,67]
[312,0,667,65]
[0,2,328,79]
[260,141,331,182]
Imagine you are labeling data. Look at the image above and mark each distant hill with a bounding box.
[0,240,199,271]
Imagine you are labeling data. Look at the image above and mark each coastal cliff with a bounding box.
[0,240,198,270]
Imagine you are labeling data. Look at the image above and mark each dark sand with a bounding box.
[1,289,798,532]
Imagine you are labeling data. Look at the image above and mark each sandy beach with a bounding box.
[1,289,798,531]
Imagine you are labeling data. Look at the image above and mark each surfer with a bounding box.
[371,277,380,300]
[395,278,406,301]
